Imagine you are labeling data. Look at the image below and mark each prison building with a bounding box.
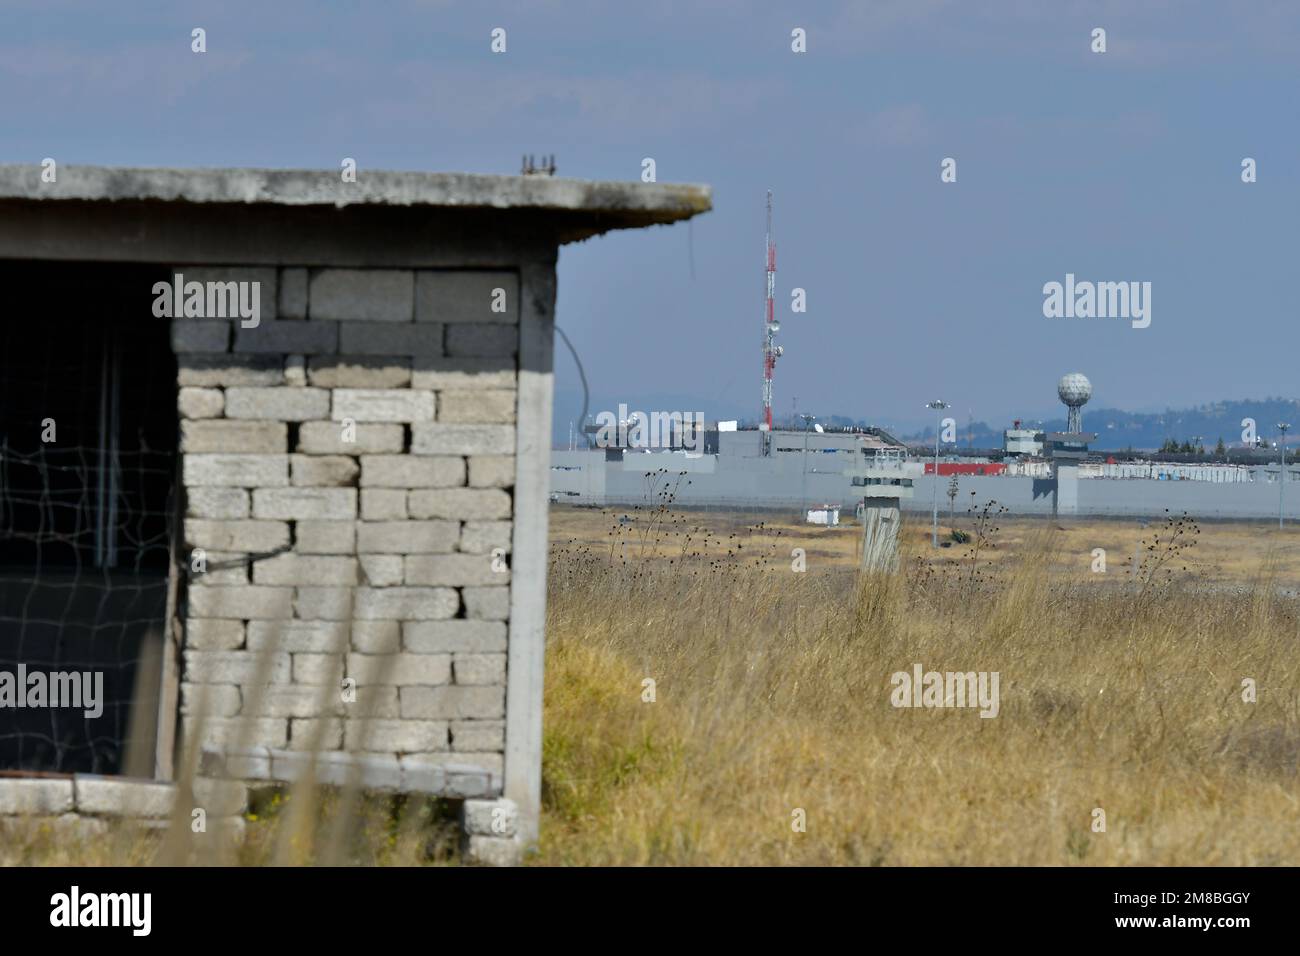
[551,426,910,510]
[0,164,710,860]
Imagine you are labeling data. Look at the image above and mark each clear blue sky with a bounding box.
[5,1,1298,434]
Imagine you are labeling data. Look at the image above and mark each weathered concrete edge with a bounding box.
[0,164,712,220]
[504,258,557,849]
[198,747,502,799]
[0,774,246,819]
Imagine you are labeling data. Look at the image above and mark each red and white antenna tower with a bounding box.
[760,189,781,456]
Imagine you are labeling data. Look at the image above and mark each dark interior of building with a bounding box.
[0,262,177,774]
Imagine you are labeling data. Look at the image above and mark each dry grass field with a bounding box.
[550,502,1300,585]
[536,502,1300,865]
[5,499,1297,867]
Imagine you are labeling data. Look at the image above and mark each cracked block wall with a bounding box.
[173,265,517,791]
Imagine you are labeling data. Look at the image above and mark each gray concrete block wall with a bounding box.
[175,266,519,791]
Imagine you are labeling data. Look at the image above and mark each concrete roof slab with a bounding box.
[0,165,710,243]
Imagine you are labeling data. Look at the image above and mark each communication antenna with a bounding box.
[761,190,781,455]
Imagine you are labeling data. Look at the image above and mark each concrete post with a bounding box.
[860,496,903,572]
[503,257,557,854]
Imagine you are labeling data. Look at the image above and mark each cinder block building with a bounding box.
[0,164,710,860]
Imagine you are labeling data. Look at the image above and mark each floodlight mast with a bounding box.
[799,413,816,519]
[926,400,950,548]
[1278,422,1291,528]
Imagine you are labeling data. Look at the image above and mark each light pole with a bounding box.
[1278,423,1290,528]
[926,400,950,548]
[799,413,815,521]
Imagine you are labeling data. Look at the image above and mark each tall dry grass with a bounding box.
[0,789,459,867]
[537,510,1300,865]
[3,613,461,867]
[8,502,1297,867]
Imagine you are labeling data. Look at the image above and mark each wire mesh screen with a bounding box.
[0,444,176,772]
[0,264,178,774]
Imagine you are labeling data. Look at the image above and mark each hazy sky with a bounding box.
[5,1,1298,434]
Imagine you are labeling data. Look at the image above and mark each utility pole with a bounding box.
[926,400,950,548]
[1278,423,1290,528]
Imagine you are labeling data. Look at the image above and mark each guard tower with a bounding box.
[850,441,914,572]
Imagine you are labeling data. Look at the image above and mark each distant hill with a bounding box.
[900,398,1300,451]
[553,389,1300,453]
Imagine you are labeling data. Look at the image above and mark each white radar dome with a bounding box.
[1057,373,1092,408]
